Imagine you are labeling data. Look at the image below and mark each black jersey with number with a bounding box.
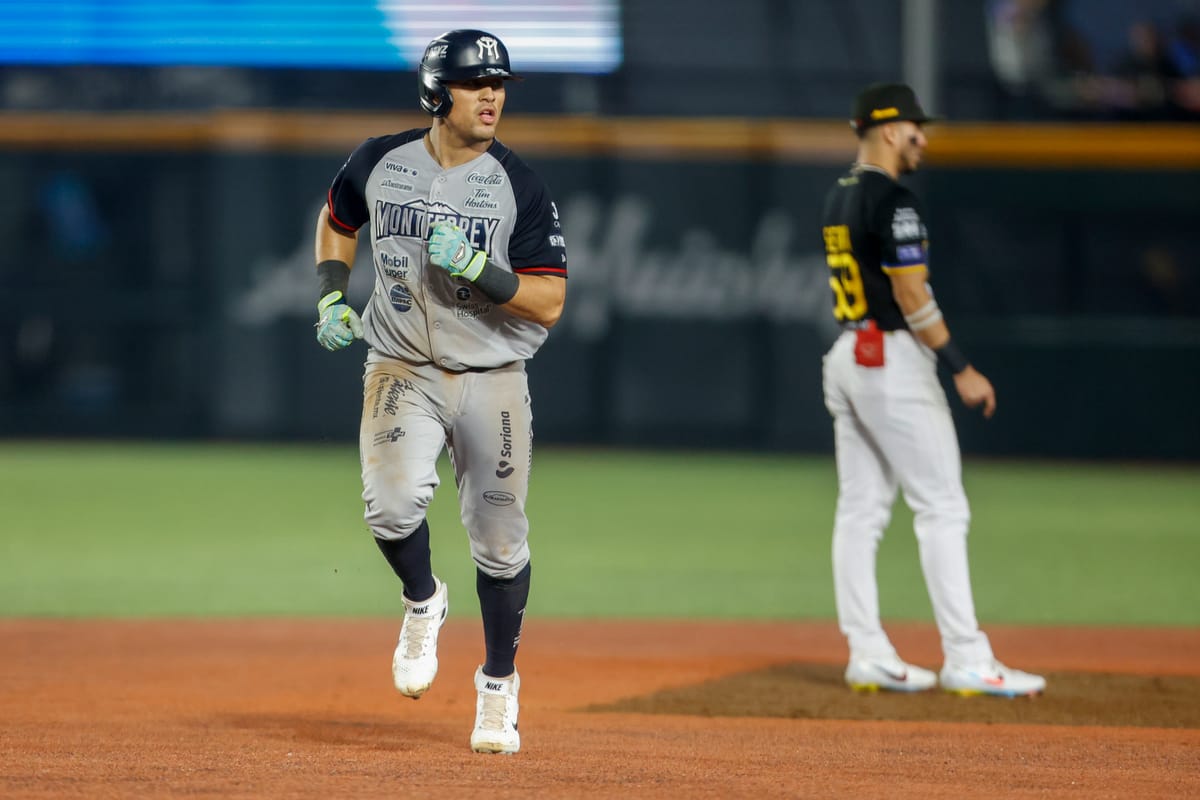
[820,166,929,332]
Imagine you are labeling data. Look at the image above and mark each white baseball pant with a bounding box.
[822,329,994,667]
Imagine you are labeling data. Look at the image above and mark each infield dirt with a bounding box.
[2,619,1198,798]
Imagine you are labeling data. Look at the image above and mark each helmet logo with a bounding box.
[476,36,500,60]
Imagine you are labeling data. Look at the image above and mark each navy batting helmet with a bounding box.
[418,29,520,117]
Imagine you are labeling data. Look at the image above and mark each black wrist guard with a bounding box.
[470,260,520,304]
[935,339,970,374]
[317,260,351,303]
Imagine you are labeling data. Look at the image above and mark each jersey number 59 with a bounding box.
[823,225,867,322]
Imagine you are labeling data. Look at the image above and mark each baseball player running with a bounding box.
[313,29,568,753]
[819,83,1044,697]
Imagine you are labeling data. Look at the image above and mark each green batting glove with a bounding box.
[315,291,364,351]
[428,221,487,280]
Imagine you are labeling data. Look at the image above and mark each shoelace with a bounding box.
[478,692,509,731]
[399,613,434,659]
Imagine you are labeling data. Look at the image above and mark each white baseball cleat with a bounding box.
[845,655,937,692]
[470,666,520,755]
[939,660,1046,697]
[392,578,448,698]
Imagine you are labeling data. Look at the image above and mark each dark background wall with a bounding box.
[2,145,1196,459]
[1,0,1197,459]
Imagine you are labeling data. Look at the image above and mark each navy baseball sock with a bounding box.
[477,562,531,678]
[374,519,437,602]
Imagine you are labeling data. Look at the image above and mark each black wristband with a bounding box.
[935,339,970,374]
[317,260,351,302]
[470,260,520,304]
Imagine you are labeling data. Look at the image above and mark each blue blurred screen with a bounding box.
[0,1,622,72]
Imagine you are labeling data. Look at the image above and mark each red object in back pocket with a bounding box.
[854,321,885,367]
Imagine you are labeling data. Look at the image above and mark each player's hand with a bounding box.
[428,221,487,280]
[315,291,364,351]
[953,366,996,418]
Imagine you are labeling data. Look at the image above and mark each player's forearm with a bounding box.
[904,313,950,350]
[891,275,974,373]
[314,207,359,306]
[316,206,358,266]
[500,274,566,328]
[889,272,946,347]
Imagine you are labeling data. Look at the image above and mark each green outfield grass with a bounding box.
[0,441,1196,625]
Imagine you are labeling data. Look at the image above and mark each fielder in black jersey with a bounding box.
[821,166,930,333]
[818,83,1045,697]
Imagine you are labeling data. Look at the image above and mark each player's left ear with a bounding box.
[885,122,914,147]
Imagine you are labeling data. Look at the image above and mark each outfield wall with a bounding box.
[0,114,1196,458]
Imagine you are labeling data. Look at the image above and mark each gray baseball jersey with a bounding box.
[326,128,568,371]
[326,128,564,581]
